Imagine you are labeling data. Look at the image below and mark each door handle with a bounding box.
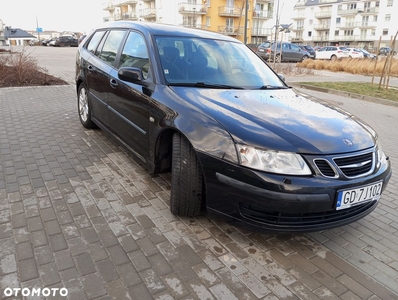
[110,78,118,88]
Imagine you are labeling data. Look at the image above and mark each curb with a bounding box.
[289,83,398,107]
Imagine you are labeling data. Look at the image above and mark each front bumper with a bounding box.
[198,152,392,233]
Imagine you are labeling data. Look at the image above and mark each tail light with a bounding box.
[267,48,271,53]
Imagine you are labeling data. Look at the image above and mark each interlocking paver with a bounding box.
[1,48,398,299]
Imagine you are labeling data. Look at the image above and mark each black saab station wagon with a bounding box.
[75,21,391,232]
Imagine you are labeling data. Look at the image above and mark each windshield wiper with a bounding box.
[170,82,246,90]
[258,85,290,90]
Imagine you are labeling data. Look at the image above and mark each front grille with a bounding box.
[334,152,373,177]
[314,159,336,177]
[240,200,377,226]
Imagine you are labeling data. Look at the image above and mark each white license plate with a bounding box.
[336,181,383,210]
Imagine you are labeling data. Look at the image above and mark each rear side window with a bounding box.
[97,30,127,65]
[86,31,106,54]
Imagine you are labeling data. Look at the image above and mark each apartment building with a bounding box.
[102,0,277,44]
[291,0,398,51]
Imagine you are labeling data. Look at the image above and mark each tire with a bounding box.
[301,55,309,62]
[77,83,96,129]
[170,133,203,217]
[275,54,281,63]
[331,55,337,61]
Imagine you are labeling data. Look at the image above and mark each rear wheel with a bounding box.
[275,54,281,63]
[301,55,309,62]
[78,84,96,129]
[170,133,203,217]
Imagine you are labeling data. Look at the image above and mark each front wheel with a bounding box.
[170,133,204,217]
[331,55,337,61]
[77,84,96,129]
[301,55,309,62]
[275,54,282,63]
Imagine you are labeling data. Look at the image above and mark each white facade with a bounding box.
[291,0,398,51]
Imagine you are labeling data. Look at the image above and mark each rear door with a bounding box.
[84,30,111,126]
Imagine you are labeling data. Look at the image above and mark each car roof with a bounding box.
[95,21,240,43]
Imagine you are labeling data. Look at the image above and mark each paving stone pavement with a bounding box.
[0,46,397,299]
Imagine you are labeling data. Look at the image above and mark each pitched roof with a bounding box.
[4,28,36,39]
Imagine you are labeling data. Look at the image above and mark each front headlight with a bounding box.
[236,145,312,175]
[376,143,386,167]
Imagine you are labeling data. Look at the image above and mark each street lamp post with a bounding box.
[36,15,40,42]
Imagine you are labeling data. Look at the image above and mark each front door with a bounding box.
[108,31,151,160]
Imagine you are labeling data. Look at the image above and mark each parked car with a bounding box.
[29,39,40,46]
[315,46,349,60]
[358,48,376,59]
[378,47,397,56]
[346,48,365,58]
[262,42,311,62]
[54,35,78,47]
[75,21,391,233]
[42,38,56,46]
[298,45,316,59]
[255,41,272,58]
[47,39,57,47]
[78,34,87,45]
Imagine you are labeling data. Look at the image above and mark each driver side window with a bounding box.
[118,31,150,80]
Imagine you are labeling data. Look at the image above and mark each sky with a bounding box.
[0,0,105,33]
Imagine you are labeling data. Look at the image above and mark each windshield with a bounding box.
[155,36,285,89]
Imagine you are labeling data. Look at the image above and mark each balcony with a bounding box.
[313,24,330,30]
[337,9,358,16]
[359,7,379,14]
[178,3,207,15]
[357,35,376,41]
[114,0,138,5]
[114,12,138,21]
[251,28,273,36]
[334,35,357,41]
[315,11,332,18]
[292,26,304,31]
[140,8,156,19]
[292,14,305,20]
[356,22,377,28]
[218,6,242,17]
[312,35,329,42]
[180,22,202,29]
[218,26,244,35]
[336,22,356,29]
[252,10,273,19]
[142,0,153,2]
[102,2,115,11]
[289,37,304,42]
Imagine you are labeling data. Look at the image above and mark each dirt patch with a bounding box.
[0,49,67,88]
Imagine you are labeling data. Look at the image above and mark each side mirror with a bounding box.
[118,67,143,83]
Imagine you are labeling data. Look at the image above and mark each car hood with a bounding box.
[170,87,376,154]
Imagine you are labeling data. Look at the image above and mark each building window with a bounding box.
[385,14,391,21]
[344,30,354,36]
[335,30,339,36]
[387,0,393,6]
[382,29,388,35]
[205,0,210,7]
[336,17,341,23]
[206,17,210,27]
[371,29,376,35]
[375,1,380,7]
[308,31,312,37]
[374,15,378,22]
[349,3,357,9]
